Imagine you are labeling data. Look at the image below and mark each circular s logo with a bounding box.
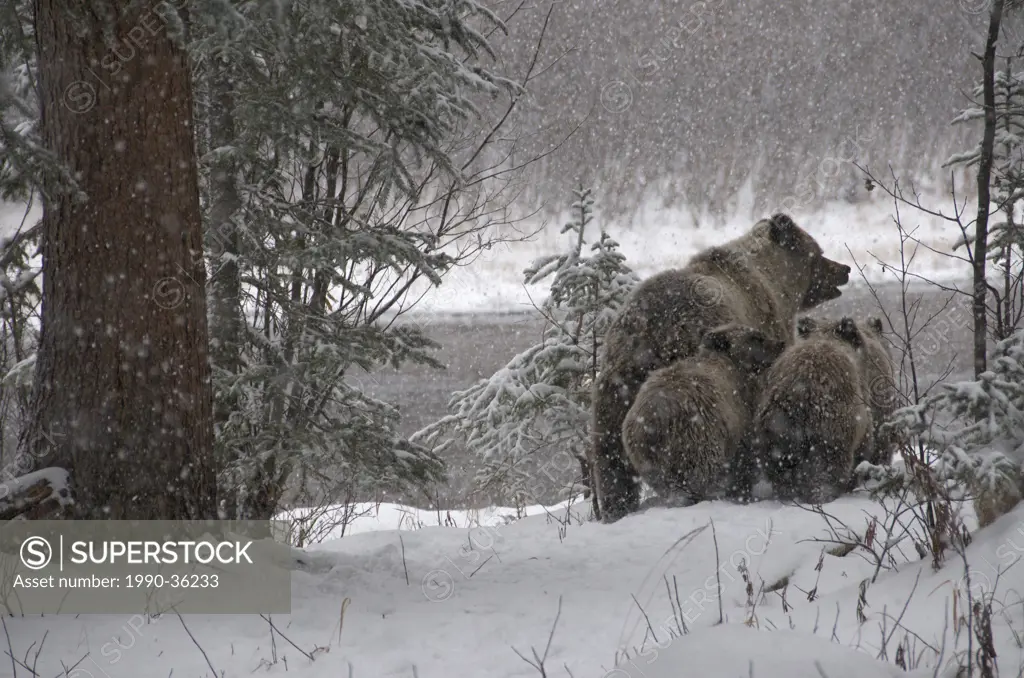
[152,277,185,310]
[21,536,53,570]
[421,569,455,602]
[960,568,993,600]
[600,81,633,114]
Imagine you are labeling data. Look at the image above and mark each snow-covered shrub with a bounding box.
[888,329,1024,528]
[0,0,47,473]
[413,187,638,512]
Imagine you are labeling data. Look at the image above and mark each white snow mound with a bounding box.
[605,623,933,677]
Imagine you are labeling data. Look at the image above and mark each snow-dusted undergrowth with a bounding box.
[8,491,1024,677]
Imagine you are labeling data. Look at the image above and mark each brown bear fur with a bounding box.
[622,325,787,505]
[748,317,873,504]
[589,213,851,521]
[859,317,899,466]
[796,315,898,468]
[974,464,1024,529]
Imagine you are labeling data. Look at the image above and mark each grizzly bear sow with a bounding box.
[748,316,875,504]
[589,213,851,522]
[622,324,787,506]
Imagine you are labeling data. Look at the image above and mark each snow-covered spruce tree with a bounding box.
[0,1,47,476]
[186,0,547,518]
[413,188,638,517]
[0,0,46,201]
[888,329,1024,528]
[0,0,78,206]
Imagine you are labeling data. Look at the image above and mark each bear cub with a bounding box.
[747,316,879,504]
[622,324,787,506]
[796,315,898,469]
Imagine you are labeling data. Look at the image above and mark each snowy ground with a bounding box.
[7,491,1024,677]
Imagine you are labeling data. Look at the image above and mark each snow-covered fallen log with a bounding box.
[0,467,70,520]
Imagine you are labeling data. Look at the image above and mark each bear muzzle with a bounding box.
[802,258,851,308]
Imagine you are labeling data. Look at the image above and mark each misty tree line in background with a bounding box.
[488,0,1021,219]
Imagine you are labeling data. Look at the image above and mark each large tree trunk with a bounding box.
[24,0,216,519]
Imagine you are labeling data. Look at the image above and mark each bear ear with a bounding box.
[834,317,863,348]
[868,317,884,335]
[796,316,817,338]
[767,213,801,249]
[701,329,732,353]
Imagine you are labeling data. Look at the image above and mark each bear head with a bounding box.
[797,315,865,349]
[796,315,819,338]
[700,324,788,374]
[763,213,851,310]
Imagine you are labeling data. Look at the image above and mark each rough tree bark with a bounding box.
[974,0,1005,378]
[24,0,216,519]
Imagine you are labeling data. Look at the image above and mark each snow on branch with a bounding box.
[0,467,71,521]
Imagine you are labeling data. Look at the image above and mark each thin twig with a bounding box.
[259,614,316,663]
[883,570,922,654]
[399,534,410,585]
[174,610,219,677]
[630,594,659,644]
[711,519,724,625]
[511,595,563,677]
[1,617,16,678]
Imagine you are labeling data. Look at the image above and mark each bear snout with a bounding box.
[824,258,852,285]
[801,258,851,308]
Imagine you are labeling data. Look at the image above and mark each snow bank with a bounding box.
[607,623,926,678]
[11,490,1024,677]
[277,497,587,540]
